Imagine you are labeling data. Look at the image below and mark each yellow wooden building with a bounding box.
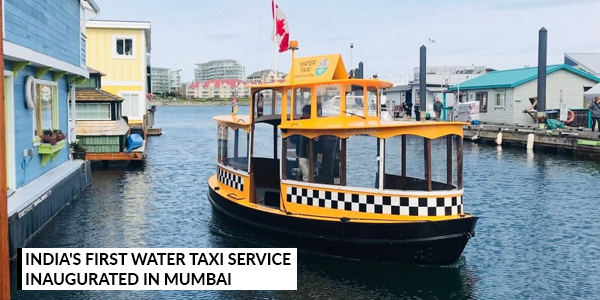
[85,20,151,126]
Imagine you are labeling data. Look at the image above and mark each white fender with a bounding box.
[24,75,36,110]
[526,133,535,149]
[495,132,503,145]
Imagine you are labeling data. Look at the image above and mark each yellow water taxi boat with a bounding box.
[207,41,477,265]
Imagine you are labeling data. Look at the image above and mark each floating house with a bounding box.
[84,20,156,134]
[3,0,100,258]
[447,64,600,125]
[69,68,145,161]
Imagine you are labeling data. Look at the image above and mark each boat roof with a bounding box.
[213,115,251,131]
[247,53,393,89]
[248,78,393,90]
[214,114,468,139]
[280,117,468,139]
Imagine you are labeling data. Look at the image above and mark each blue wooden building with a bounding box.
[3,0,100,258]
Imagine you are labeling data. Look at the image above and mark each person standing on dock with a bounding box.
[589,96,600,132]
[414,100,421,121]
[433,97,444,122]
[402,101,411,120]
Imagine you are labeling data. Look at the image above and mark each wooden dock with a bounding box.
[147,127,162,136]
[463,123,600,156]
[85,140,146,161]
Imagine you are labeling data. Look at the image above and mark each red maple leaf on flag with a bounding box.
[276,18,286,36]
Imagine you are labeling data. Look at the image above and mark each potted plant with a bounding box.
[41,129,66,145]
[70,140,86,160]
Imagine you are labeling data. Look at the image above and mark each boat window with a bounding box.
[344,85,364,117]
[367,86,378,117]
[312,135,342,184]
[316,85,341,117]
[285,88,292,121]
[217,125,228,165]
[283,134,343,185]
[346,135,378,188]
[383,134,459,191]
[217,125,249,172]
[252,122,280,159]
[284,134,311,182]
[253,89,283,119]
[294,87,312,119]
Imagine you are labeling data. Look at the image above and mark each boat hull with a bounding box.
[207,185,477,265]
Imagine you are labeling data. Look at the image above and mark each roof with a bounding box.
[87,67,105,76]
[247,69,287,78]
[385,85,411,93]
[69,88,124,102]
[76,120,130,136]
[86,20,151,52]
[565,53,600,74]
[584,82,600,99]
[447,64,600,91]
[82,0,101,13]
[189,79,249,89]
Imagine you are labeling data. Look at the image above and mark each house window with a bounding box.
[121,93,140,118]
[495,90,506,108]
[476,92,488,113]
[115,37,134,57]
[34,83,58,139]
[76,103,111,120]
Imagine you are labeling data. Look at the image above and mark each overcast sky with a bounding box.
[92,0,600,84]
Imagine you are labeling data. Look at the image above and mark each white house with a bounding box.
[447,64,600,124]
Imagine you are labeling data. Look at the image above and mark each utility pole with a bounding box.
[0,0,11,297]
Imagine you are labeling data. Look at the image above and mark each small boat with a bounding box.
[126,134,144,153]
[207,40,477,265]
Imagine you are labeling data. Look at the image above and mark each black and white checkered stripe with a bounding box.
[286,186,462,217]
[218,168,244,191]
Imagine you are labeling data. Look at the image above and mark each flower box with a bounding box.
[38,139,66,167]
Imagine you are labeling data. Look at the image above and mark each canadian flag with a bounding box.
[271,0,289,53]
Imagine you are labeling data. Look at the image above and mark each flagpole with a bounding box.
[273,0,277,83]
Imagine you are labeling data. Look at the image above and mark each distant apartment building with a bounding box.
[169,69,182,92]
[151,67,182,94]
[194,59,245,81]
[247,69,286,83]
[187,79,250,99]
[151,67,169,93]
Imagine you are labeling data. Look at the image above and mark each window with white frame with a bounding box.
[76,103,111,120]
[495,90,506,108]
[33,83,58,139]
[121,93,140,118]
[115,37,134,57]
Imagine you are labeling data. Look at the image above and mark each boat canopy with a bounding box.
[280,117,468,140]
[213,115,251,132]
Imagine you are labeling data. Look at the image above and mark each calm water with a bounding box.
[10,106,600,300]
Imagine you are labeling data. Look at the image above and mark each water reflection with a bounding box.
[209,212,480,300]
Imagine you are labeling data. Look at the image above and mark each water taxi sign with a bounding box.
[287,54,348,84]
